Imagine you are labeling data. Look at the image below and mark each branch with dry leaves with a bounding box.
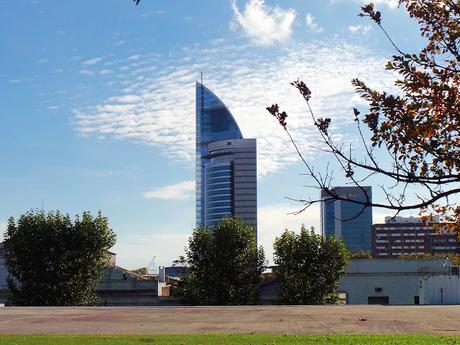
[267,0,460,227]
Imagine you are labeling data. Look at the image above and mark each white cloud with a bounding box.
[73,39,395,177]
[82,57,103,65]
[79,69,95,76]
[373,210,388,224]
[231,0,296,46]
[258,203,320,264]
[331,0,399,9]
[110,95,142,103]
[100,69,113,75]
[143,180,195,201]
[113,39,126,47]
[210,38,226,46]
[47,105,59,110]
[348,24,373,34]
[305,13,323,33]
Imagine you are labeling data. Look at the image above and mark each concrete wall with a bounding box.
[96,266,159,306]
[420,275,460,305]
[338,259,449,305]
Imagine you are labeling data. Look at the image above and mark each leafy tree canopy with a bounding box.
[175,217,266,305]
[351,251,373,259]
[273,226,350,305]
[4,210,116,306]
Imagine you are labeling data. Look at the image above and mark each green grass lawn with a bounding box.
[0,334,459,345]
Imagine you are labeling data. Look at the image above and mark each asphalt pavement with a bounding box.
[0,305,459,334]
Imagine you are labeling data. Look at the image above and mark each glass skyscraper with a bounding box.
[320,186,372,253]
[195,82,257,231]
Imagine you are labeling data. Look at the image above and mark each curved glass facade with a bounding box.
[195,82,257,233]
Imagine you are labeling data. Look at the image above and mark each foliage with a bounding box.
[4,210,116,306]
[351,251,372,259]
[398,252,459,263]
[175,217,266,305]
[130,267,148,275]
[0,334,459,345]
[273,226,350,305]
[267,1,460,229]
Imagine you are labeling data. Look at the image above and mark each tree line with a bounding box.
[3,211,350,306]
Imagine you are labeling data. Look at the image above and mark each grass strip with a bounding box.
[0,334,459,345]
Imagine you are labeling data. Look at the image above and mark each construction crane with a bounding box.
[147,256,156,274]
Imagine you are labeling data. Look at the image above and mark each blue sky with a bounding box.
[1,0,425,269]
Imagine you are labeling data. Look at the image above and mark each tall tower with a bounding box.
[320,186,372,253]
[195,82,257,231]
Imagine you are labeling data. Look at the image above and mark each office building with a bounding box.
[372,216,460,258]
[195,82,257,231]
[320,186,372,253]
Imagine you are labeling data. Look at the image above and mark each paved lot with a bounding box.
[0,305,460,334]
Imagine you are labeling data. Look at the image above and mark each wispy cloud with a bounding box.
[348,24,373,34]
[143,180,195,200]
[8,79,22,84]
[305,13,323,33]
[79,69,95,76]
[110,95,142,103]
[100,69,113,75]
[113,39,126,47]
[82,57,103,65]
[210,38,226,45]
[73,39,395,177]
[231,0,296,46]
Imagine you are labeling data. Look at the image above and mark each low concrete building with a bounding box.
[420,271,460,304]
[338,259,451,305]
[96,264,159,306]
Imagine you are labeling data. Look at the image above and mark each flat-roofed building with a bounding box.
[372,216,459,258]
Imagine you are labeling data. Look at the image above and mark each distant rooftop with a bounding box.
[384,216,440,224]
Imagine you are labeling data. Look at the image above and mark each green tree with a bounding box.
[273,226,350,305]
[131,267,148,275]
[351,251,372,259]
[4,210,116,306]
[176,217,266,305]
